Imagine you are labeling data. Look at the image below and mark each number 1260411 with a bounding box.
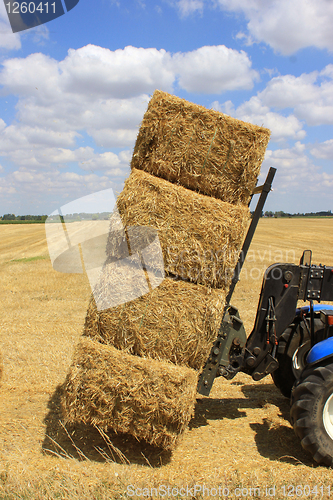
[5,2,56,14]
[281,485,330,496]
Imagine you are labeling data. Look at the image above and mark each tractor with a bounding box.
[197,167,333,466]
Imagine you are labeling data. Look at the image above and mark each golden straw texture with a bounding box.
[84,276,225,371]
[131,90,271,204]
[107,168,250,288]
[61,337,198,450]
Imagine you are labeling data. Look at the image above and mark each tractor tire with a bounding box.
[271,323,309,398]
[290,363,333,466]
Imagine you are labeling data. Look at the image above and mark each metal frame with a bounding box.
[197,167,276,395]
[223,167,276,313]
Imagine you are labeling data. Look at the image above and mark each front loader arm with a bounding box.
[197,258,333,396]
[241,262,302,380]
[197,262,301,395]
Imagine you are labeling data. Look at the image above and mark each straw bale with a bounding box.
[107,168,249,288]
[84,274,225,371]
[62,337,198,450]
[89,253,164,312]
[131,90,270,204]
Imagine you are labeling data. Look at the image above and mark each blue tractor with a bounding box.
[197,168,333,466]
[290,303,333,466]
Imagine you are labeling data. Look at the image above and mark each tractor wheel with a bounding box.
[271,323,309,398]
[290,363,333,466]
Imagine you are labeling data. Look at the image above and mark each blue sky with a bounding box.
[0,0,333,215]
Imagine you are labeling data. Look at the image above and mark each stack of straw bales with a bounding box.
[62,91,270,449]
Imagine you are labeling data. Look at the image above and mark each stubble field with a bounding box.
[0,219,332,499]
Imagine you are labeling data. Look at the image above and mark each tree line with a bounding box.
[1,210,332,222]
[263,210,332,218]
[0,214,48,221]
[0,212,111,222]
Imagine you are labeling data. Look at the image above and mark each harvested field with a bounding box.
[131,90,270,205]
[62,337,198,450]
[108,168,249,288]
[0,219,332,498]
[84,275,226,371]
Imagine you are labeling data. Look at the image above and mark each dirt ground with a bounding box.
[0,219,332,499]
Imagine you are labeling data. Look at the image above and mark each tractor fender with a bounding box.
[307,337,333,365]
[296,304,333,316]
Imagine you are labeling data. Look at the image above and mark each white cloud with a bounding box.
[213,64,333,140]
[4,168,114,205]
[0,168,112,201]
[261,142,333,195]
[0,167,119,213]
[310,140,333,160]
[59,45,175,99]
[0,49,162,171]
[258,66,333,126]
[79,152,120,171]
[174,0,204,16]
[0,1,21,50]
[31,24,50,44]
[213,96,305,141]
[171,0,333,55]
[1,125,79,151]
[0,25,21,51]
[0,43,259,177]
[223,0,333,55]
[0,52,61,99]
[0,46,167,208]
[173,45,259,93]
[90,128,139,148]
[258,72,319,109]
[0,136,131,174]
[1,44,256,100]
